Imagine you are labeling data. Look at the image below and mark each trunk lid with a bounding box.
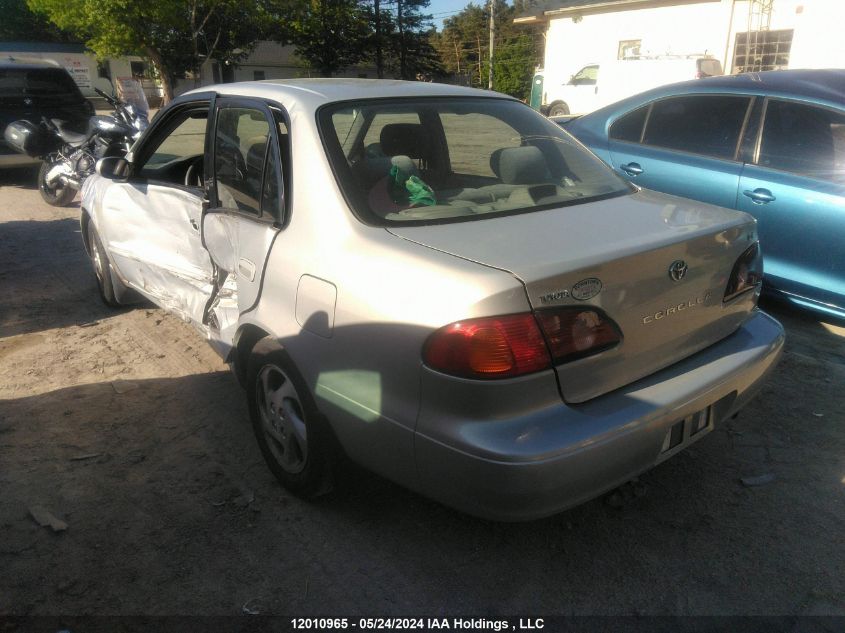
[388,189,759,403]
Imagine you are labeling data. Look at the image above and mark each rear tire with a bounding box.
[38,160,76,207]
[548,101,570,117]
[86,221,120,307]
[247,338,334,498]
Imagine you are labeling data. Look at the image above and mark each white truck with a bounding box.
[539,56,723,117]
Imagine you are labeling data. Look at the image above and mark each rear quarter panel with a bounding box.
[245,109,532,489]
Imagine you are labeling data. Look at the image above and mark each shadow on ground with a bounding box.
[0,165,39,189]
[1,360,843,615]
[0,218,137,337]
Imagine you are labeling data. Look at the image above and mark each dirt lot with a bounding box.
[1,165,844,619]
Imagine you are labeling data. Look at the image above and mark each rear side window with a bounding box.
[642,95,750,160]
[0,68,83,101]
[758,100,845,181]
[214,104,288,220]
[215,106,272,216]
[609,105,649,143]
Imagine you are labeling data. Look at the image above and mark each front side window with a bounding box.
[642,95,751,160]
[570,66,598,86]
[320,97,630,225]
[757,100,845,182]
[138,108,208,182]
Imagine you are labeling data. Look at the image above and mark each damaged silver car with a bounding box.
[81,80,784,520]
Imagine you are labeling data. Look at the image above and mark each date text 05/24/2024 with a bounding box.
[290,618,545,631]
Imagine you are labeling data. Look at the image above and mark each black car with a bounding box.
[0,59,93,167]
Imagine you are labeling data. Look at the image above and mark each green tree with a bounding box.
[26,0,286,104]
[432,0,541,99]
[0,0,73,42]
[388,0,440,80]
[288,0,370,77]
[358,0,442,80]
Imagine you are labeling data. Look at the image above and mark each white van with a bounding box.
[542,56,723,117]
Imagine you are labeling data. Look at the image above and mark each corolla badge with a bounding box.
[571,278,602,301]
[642,292,712,324]
[668,260,688,282]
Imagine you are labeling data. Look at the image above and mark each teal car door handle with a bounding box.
[743,188,776,204]
[620,162,643,176]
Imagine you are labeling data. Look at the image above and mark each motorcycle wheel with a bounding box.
[38,160,76,207]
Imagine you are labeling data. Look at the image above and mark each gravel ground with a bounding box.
[1,165,844,618]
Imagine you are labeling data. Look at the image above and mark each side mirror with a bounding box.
[96,156,130,180]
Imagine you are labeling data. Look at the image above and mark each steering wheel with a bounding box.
[184,156,204,188]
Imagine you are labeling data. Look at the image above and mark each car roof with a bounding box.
[569,69,845,135]
[0,59,65,72]
[184,79,516,111]
[690,69,845,102]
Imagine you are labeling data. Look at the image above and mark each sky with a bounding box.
[427,0,475,30]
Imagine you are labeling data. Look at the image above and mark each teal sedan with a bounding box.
[566,69,845,320]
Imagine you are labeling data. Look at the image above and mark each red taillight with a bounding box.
[535,308,621,363]
[724,242,763,302]
[423,308,623,380]
[423,314,551,379]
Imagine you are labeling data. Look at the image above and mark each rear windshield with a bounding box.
[319,97,630,225]
[0,68,84,102]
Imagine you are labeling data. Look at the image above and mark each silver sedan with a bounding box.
[80,79,784,520]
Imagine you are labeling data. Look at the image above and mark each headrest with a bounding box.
[390,154,419,177]
[490,146,551,184]
[380,123,428,159]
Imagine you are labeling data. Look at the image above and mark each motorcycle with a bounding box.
[3,87,149,206]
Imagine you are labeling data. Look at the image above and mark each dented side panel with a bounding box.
[96,181,215,325]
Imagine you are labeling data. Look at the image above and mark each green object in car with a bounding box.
[389,163,436,206]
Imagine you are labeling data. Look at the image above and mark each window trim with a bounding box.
[209,96,290,226]
[609,93,756,164]
[751,96,845,182]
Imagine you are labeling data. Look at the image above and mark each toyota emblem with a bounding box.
[669,260,688,282]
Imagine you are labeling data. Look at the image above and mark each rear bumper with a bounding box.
[414,310,784,521]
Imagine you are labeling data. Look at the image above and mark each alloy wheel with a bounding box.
[255,364,308,474]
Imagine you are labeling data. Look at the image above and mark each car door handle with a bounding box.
[620,162,643,176]
[743,188,776,204]
[238,258,256,282]
[190,218,199,231]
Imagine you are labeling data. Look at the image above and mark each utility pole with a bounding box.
[488,0,495,90]
[453,37,461,75]
[476,34,482,86]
